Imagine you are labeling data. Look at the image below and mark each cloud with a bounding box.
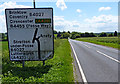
[0,15,6,33]
[99,7,111,11]
[0,1,32,33]
[0,1,32,14]
[54,16,64,21]
[84,15,117,32]
[84,15,117,23]
[76,9,82,13]
[54,16,93,32]
[54,15,118,33]
[56,0,67,10]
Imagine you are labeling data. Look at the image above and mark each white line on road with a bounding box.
[84,44,91,48]
[69,40,88,83]
[96,50,120,63]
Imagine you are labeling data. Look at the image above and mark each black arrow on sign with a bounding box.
[32,28,41,60]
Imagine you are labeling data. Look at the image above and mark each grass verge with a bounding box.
[2,39,73,83]
[76,37,119,49]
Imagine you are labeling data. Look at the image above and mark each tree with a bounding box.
[70,32,80,39]
[84,32,89,37]
[89,32,96,37]
[54,30,57,34]
[0,33,2,40]
[68,31,70,34]
[80,33,85,37]
[63,31,66,33]
[57,31,61,38]
[62,32,70,39]
[108,33,113,37]
[75,34,80,38]
[71,32,78,35]
[99,32,107,37]
[70,34,76,39]
[114,31,117,36]
[2,33,5,40]
[0,33,6,40]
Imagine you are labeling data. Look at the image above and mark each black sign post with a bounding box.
[33,0,45,66]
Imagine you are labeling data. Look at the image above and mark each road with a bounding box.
[69,39,119,83]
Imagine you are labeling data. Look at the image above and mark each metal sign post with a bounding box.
[34,0,35,8]
[43,60,45,66]
[33,0,45,66]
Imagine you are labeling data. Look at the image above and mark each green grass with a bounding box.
[0,41,2,84]
[54,34,57,39]
[76,37,119,49]
[2,39,73,83]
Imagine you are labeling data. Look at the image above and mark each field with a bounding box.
[1,39,73,83]
[76,37,119,49]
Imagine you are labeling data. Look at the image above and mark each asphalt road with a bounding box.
[69,39,119,82]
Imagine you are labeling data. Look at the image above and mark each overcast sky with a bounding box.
[0,0,118,33]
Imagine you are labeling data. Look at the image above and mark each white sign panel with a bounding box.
[5,8,54,61]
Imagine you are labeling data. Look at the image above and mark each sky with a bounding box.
[0,0,118,33]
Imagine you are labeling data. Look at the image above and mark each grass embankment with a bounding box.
[76,37,119,49]
[0,41,2,83]
[2,39,73,83]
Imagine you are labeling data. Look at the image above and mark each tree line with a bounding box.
[0,31,118,41]
[54,31,118,39]
[0,33,7,41]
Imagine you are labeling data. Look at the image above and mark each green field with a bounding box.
[2,39,73,83]
[76,37,119,49]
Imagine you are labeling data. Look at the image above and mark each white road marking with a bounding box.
[84,44,91,48]
[96,50,120,63]
[69,40,88,83]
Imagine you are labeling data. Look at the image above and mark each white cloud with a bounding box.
[54,16,64,21]
[84,15,118,32]
[54,16,94,32]
[84,15,117,23]
[99,7,111,11]
[0,15,6,33]
[56,0,67,11]
[76,9,82,13]
[0,1,32,33]
[0,1,32,14]
[54,15,118,32]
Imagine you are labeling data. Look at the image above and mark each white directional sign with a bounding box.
[5,8,54,61]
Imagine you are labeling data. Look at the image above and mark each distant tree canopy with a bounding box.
[0,33,7,40]
[54,30,57,34]
[62,32,70,39]
[108,33,113,37]
[54,30,118,39]
[89,32,96,37]
[70,32,96,39]
[114,31,117,36]
[57,32,61,38]
[99,32,107,37]
[67,31,70,34]
[0,33,5,40]
[70,32,80,39]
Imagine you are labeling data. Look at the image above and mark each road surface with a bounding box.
[69,39,119,83]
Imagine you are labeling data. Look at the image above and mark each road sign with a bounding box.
[5,8,54,61]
